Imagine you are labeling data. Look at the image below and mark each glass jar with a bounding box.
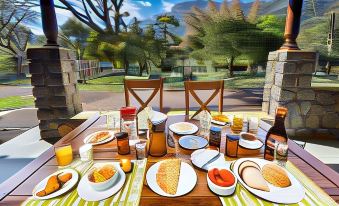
[116,132,130,155]
[148,119,167,157]
[209,126,222,148]
[225,134,239,157]
[120,107,138,140]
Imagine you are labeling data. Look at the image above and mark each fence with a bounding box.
[76,60,102,83]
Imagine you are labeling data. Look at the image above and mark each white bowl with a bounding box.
[87,164,120,191]
[207,166,237,196]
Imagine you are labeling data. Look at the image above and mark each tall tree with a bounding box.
[183,1,282,77]
[59,17,92,59]
[230,0,245,21]
[155,14,180,44]
[0,0,37,74]
[57,0,129,34]
[247,0,260,23]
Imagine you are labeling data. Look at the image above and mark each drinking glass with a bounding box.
[55,144,73,167]
[231,114,243,134]
[135,140,147,160]
[199,110,212,137]
[274,142,288,167]
[248,116,259,133]
[106,113,119,131]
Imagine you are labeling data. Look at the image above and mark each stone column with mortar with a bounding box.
[263,50,319,136]
[27,47,82,143]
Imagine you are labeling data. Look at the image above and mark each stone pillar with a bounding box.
[28,46,82,143]
[263,51,316,135]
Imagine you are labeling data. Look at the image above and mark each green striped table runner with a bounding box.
[22,159,147,206]
[220,161,338,206]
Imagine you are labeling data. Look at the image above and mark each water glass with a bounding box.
[274,142,288,167]
[79,144,93,162]
[248,117,259,133]
[135,140,147,160]
[199,110,212,137]
[106,113,118,130]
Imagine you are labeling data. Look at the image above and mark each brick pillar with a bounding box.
[28,46,82,143]
[262,50,317,136]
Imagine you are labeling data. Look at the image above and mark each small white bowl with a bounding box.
[207,166,237,196]
[87,164,119,191]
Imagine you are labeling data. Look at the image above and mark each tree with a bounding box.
[0,0,37,74]
[247,0,260,23]
[183,0,282,77]
[59,17,92,59]
[155,14,181,45]
[57,0,129,34]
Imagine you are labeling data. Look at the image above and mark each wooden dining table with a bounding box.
[0,113,338,205]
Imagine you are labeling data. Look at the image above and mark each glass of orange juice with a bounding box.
[55,144,73,167]
[231,114,243,134]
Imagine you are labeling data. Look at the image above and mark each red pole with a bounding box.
[40,0,58,46]
[280,0,303,50]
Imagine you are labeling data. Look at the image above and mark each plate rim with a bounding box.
[178,135,208,150]
[83,130,115,145]
[238,139,264,150]
[146,160,197,197]
[168,122,199,135]
[77,162,126,201]
[32,168,79,200]
[232,158,305,204]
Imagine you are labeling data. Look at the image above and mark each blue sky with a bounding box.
[30,0,256,35]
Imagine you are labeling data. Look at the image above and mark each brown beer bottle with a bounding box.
[264,107,288,161]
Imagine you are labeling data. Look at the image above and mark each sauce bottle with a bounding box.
[264,107,288,162]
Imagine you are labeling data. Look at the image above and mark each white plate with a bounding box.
[83,130,115,145]
[232,158,305,204]
[77,162,126,201]
[239,138,263,150]
[179,135,208,150]
[33,169,79,200]
[146,161,197,197]
[191,149,228,171]
[169,122,199,135]
[151,111,167,125]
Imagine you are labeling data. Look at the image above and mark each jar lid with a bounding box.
[210,126,222,132]
[120,107,137,115]
[115,132,128,139]
[226,134,240,141]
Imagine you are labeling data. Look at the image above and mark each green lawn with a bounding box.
[2,78,31,85]
[0,95,34,110]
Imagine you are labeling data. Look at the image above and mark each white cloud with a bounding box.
[137,1,152,7]
[121,0,143,21]
[162,0,174,13]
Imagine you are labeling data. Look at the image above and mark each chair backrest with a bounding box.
[184,80,224,119]
[124,78,164,113]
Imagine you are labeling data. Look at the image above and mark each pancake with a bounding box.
[241,166,270,192]
[156,159,181,195]
[262,163,291,188]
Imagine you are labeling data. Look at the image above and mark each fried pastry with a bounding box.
[156,159,181,195]
[262,163,291,188]
[36,175,61,197]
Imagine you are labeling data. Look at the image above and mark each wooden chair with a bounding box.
[124,78,164,113]
[184,80,224,119]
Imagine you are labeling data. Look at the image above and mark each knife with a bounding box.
[201,153,221,169]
